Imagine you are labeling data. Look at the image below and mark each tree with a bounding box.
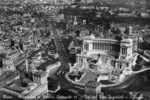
[75,0,81,3]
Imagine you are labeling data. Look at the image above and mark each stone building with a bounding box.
[76,34,138,74]
[33,71,47,84]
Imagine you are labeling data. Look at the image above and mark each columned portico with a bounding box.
[77,36,135,72]
[82,38,120,58]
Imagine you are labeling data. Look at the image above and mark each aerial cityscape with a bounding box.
[0,0,150,100]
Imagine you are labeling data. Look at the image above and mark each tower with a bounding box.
[129,26,133,35]
[73,16,78,25]
[25,58,29,72]
[119,38,133,60]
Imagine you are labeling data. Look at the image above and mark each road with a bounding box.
[49,27,150,99]
[96,67,150,96]
[0,87,22,98]
[48,29,97,98]
[0,71,18,88]
[24,83,48,99]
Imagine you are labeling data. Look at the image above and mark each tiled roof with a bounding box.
[33,71,46,77]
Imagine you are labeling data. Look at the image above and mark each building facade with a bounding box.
[81,36,137,59]
[82,38,120,57]
[76,35,138,73]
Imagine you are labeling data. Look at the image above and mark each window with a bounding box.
[93,42,99,50]
[111,60,116,67]
[122,47,127,55]
[101,43,104,50]
[95,43,98,50]
[93,42,96,50]
[118,62,122,70]
[84,43,89,51]
[93,43,95,50]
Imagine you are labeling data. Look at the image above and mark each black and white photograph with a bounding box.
[0,0,150,100]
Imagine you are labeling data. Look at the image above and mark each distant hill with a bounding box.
[98,0,148,9]
[146,0,150,8]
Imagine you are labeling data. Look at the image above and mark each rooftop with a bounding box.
[37,56,58,71]
[77,70,98,85]
[0,90,20,98]
[0,71,18,84]
[33,71,46,77]
[80,35,119,42]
